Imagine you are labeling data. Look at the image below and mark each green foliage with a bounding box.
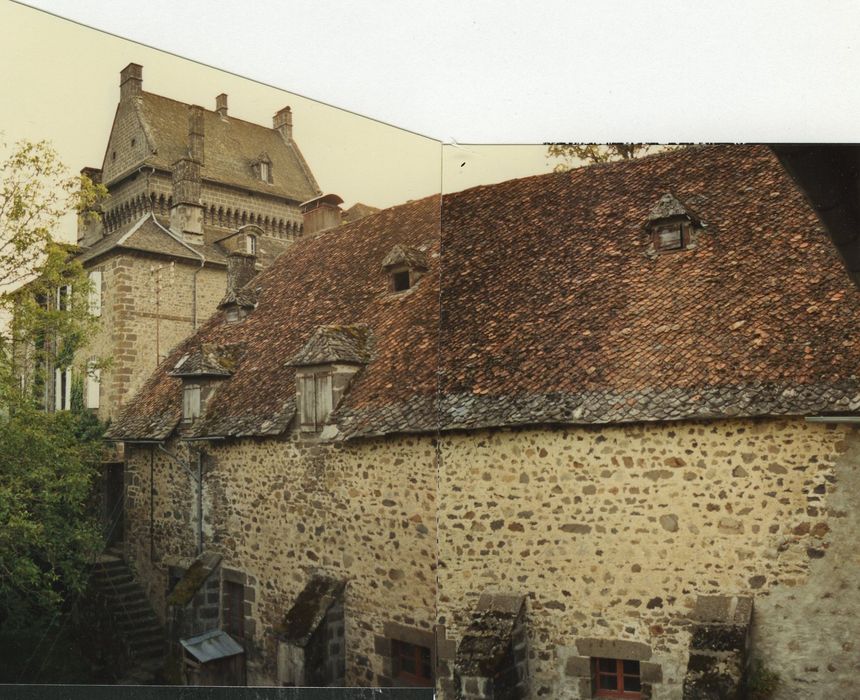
[546,143,683,171]
[746,659,780,700]
[0,140,109,633]
[0,401,104,630]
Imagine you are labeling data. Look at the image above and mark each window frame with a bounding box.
[592,657,641,698]
[391,639,434,688]
[652,221,690,253]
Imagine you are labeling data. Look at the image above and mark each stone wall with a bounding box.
[436,418,856,700]
[83,251,226,422]
[122,416,858,697]
[123,433,438,686]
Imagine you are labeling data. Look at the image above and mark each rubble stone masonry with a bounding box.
[437,418,858,699]
[123,434,438,686]
[122,417,858,697]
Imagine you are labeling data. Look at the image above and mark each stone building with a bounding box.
[71,62,325,424]
[109,145,860,698]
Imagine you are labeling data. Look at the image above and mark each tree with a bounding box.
[0,140,108,636]
[546,143,682,171]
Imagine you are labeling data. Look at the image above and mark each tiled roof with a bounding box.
[288,324,372,366]
[134,92,320,203]
[109,145,860,442]
[78,213,226,265]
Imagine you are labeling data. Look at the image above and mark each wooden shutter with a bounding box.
[86,360,100,409]
[315,373,332,426]
[88,270,102,317]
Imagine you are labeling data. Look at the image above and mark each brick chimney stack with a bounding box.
[301,194,344,235]
[188,105,205,165]
[216,93,228,118]
[120,63,143,101]
[273,106,293,142]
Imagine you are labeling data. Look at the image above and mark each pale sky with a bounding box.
[0,1,557,242]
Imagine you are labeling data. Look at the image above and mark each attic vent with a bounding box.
[645,192,704,255]
[381,244,430,293]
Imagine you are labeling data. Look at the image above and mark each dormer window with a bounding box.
[645,192,704,256]
[381,244,430,294]
[287,325,371,436]
[655,222,685,251]
[392,269,411,292]
[170,344,243,429]
[252,153,273,184]
[183,384,201,423]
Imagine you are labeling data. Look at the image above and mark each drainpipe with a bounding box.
[196,451,203,556]
[150,448,155,563]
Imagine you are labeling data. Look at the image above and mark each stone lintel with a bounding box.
[575,638,652,661]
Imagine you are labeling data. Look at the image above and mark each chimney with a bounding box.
[120,63,143,101]
[170,158,203,243]
[226,251,257,296]
[300,194,344,235]
[216,93,228,118]
[188,105,205,165]
[273,106,293,141]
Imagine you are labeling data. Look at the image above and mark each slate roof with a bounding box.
[381,244,430,270]
[288,325,372,367]
[128,92,320,203]
[169,344,243,378]
[78,213,226,265]
[109,145,860,443]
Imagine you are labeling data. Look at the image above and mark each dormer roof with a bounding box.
[169,343,244,378]
[381,244,430,271]
[646,192,703,226]
[287,325,372,367]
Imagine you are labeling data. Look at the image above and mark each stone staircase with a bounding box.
[92,547,166,683]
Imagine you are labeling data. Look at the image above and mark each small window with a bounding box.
[182,384,201,423]
[593,658,641,698]
[654,223,685,251]
[246,234,257,256]
[299,372,332,432]
[54,368,71,411]
[392,270,411,292]
[392,639,433,687]
[260,161,270,182]
[225,307,240,323]
[223,580,245,638]
[111,151,117,162]
[131,138,136,148]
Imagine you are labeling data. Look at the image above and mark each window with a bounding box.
[592,658,641,698]
[182,384,201,422]
[223,580,245,638]
[259,161,270,182]
[246,234,257,256]
[299,372,332,432]
[655,224,684,250]
[392,639,433,687]
[56,284,71,311]
[392,269,411,292]
[54,368,71,411]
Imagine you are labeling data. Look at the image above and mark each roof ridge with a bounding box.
[141,90,281,133]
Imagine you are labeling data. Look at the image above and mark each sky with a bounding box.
[0,1,566,243]
[2,0,859,243]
